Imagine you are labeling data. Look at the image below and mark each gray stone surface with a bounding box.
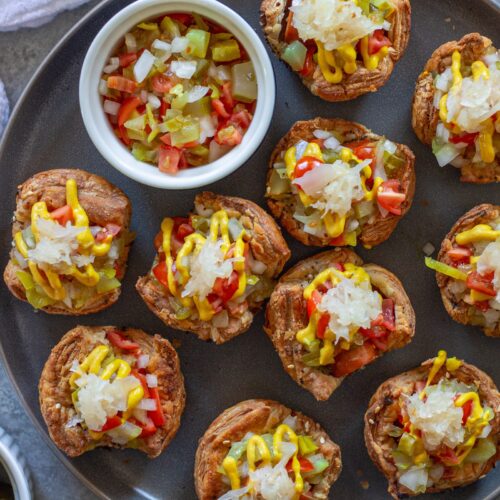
[0,2,100,498]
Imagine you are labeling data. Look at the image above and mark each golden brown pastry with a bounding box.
[266,118,415,248]
[365,351,500,498]
[136,192,290,344]
[4,169,133,314]
[39,325,185,458]
[195,399,342,499]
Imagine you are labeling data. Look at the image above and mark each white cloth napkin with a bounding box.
[0,0,92,137]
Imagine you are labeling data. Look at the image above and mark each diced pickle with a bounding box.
[212,39,241,62]
[160,16,181,38]
[186,29,210,58]
[281,41,307,71]
[171,120,201,147]
[231,61,257,103]
[184,96,211,117]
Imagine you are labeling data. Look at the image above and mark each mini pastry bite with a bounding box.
[260,0,411,101]
[365,350,500,498]
[412,33,499,183]
[4,169,133,314]
[266,118,415,248]
[194,399,342,499]
[100,12,257,173]
[39,325,185,458]
[426,204,500,337]
[265,249,415,400]
[136,192,290,344]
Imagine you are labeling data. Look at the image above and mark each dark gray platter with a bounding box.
[0,0,499,498]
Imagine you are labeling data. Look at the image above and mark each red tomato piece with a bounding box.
[107,330,140,351]
[211,98,230,119]
[299,48,315,76]
[371,298,396,331]
[437,446,460,466]
[148,387,166,427]
[368,30,392,55]
[461,399,473,425]
[137,417,157,438]
[347,140,376,161]
[359,325,388,340]
[286,457,314,473]
[131,369,150,399]
[284,11,299,43]
[316,313,330,339]
[307,289,322,317]
[212,271,239,303]
[229,110,253,129]
[475,301,490,312]
[449,132,479,146]
[221,82,235,111]
[99,415,122,432]
[95,223,122,242]
[330,234,346,246]
[107,76,138,94]
[118,96,142,127]
[377,180,406,216]
[332,343,377,377]
[466,271,496,297]
[159,99,169,118]
[447,247,472,264]
[50,205,73,226]
[215,126,242,146]
[158,146,182,174]
[151,73,173,93]
[293,156,323,179]
[152,261,169,288]
[119,52,138,67]
[168,13,192,25]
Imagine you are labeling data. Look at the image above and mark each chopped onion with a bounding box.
[103,100,120,116]
[146,374,158,388]
[187,85,209,103]
[313,129,332,139]
[383,140,397,155]
[107,421,142,445]
[374,141,388,181]
[171,36,189,53]
[134,50,155,83]
[435,123,450,143]
[282,415,297,430]
[422,242,435,256]
[148,94,161,109]
[136,354,150,369]
[132,408,149,424]
[295,140,308,160]
[382,20,392,31]
[170,60,197,79]
[152,39,172,52]
[125,33,137,52]
[398,466,428,494]
[324,136,340,150]
[216,65,231,82]
[250,259,267,275]
[98,79,108,96]
[435,143,461,167]
[137,398,157,411]
[209,140,231,162]
[140,89,148,103]
[450,156,467,168]
[212,310,229,328]
[103,57,119,74]
[199,115,216,143]
[273,161,286,170]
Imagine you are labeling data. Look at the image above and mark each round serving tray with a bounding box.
[0,0,498,498]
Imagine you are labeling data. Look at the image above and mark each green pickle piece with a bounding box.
[212,39,241,62]
[186,29,210,58]
[231,61,257,103]
[282,41,307,71]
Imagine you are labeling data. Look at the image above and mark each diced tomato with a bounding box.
[461,399,473,425]
[359,325,388,340]
[95,223,122,242]
[139,417,157,438]
[107,75,138,94]
[307,289,322,317]
[107,330,140,351]
[221,82,235,112]
[50,205,73,226]
[153,261,169,288]
[447,246,472,264]
[119,52,138,67]
[348,140,376,161]
[118,125,131,146]
[99,415,122,432]
[168,13,192,25]
[367,30,392,55]
[286,456,314,473]
[449,132,478,146]
[206,293,224,313]
[299,48,315,76]
[316,313,330,339]
[330,234,346,246]
[159,99,169,118]
[284,11,299,43]
[293,156,323,179]
[215,126,242,146]
[172,217,194,242]
[332,343,377,377]
[371,337,388,351]
[377,180,406,216]
[212,271,239,303]
[466,271,496,297]
[475,300,490,312]
[212,98,230,119]
[148,387,166,427]
[118,96,142,127]
[437,446,460,466]
[158,145,182,174]
[371,298,396,331]
[229,110,252,129]
[131,369,150,398]
[151,73,173,93]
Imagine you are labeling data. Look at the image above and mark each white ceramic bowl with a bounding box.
[80,0,275,189]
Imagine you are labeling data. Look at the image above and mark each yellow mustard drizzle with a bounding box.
[439,51,496,162]
[13,179,120,301]
[160,210,247,321]
[69,344,144,438]
[359,36,389,71]
[455,224,500,245]
[283,142,383,240]
[222,456,240,490]
[296,264,373,365]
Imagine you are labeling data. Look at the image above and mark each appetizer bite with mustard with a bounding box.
[413,33,499,183]
[265,249,415,400]
[426,204,500,337]
[39,325,185,457]
[4,169,133,314]
[195,399,342,499]
[365,350,500,498]
[100,12,257,174]
[136,192,290,343]
[266,118,415,248]
[261,0,410,101]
